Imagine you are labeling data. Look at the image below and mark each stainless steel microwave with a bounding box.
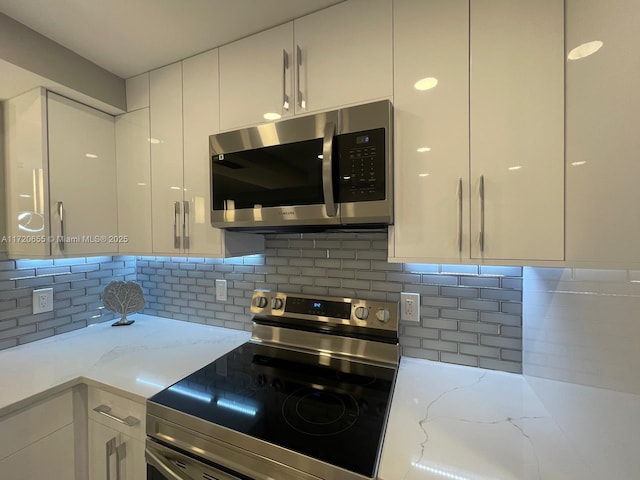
[209,100,392,232]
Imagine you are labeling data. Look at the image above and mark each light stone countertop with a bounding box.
[379,357,640,480]
[1,315,639,479]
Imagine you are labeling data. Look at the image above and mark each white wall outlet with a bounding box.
[215,279,228,302]
[400,292,420,322]
[33,288,54,314]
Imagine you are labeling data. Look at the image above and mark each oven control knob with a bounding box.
[253,296,268,309]
[354,306,369,320]
[272,297,284,310]
[375,307,391,324]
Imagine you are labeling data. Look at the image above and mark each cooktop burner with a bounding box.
[149,341,395,478]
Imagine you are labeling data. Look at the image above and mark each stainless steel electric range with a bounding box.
[145,290,399,480]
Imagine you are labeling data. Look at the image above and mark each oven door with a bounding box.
[146,440,243,480]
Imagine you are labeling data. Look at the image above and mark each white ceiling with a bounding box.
[0,0,343,79]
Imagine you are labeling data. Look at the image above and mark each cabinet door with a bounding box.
[150,62,184,255]
[183,49,226,256]
[115,108,152,254]
[565,0,640,267]
[219,22,293,131]
[294,0,392,115]
[48,92,118,256]
[469,0,564,261]
[2,88,50,258]
[0,423,75,480]
[390,0,469,263]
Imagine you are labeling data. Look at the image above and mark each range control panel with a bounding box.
[337,128,386,203]
[250,290,398,333]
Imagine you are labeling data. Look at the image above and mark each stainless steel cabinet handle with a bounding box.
[479,175,485,252]
[93,404,140,427]
[57,201,65,251]
[322,122,337,217]
[282,49,290,111]
[183,200,190,250]
[457,178,463,253]
[115,442,126,480]
[296,45,305,109]
[173,202,181,249]
[106,437,116,480]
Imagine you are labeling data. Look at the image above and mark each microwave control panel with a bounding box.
[337,128,386,203]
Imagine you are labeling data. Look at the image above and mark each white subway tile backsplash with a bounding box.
[524,266,640,394]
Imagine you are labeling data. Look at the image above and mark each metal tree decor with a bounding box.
[102,281,145,326]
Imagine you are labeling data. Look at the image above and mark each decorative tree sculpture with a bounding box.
[102,281,145,326]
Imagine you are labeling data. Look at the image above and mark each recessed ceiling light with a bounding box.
[414,77,438,91]
[568,41,603,60]
[263,112,281,121]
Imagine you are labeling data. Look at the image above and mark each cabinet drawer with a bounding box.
[88,388,146,442]
[0,389,73,460]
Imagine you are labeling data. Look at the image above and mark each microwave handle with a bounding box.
[322,122,337,217]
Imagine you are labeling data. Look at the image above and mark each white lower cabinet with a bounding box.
[87,387,146,480]
[89,420,145,480]
[0,390,75,480]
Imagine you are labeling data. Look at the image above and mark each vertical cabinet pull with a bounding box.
[282,49,290,111]
[296,45,305,109]
[457,178,463,253]
[106,437,117,480]
[182,200,190,250]
[479,175,485,253]
[116,442,126,480]
[57,201,65,251]
[173,202,181,249]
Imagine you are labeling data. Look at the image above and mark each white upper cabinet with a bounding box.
[149,55,264,257]
[391,0,564,265]
[469,0,564,262]
[125,72,150,112]
[219,23,294,131]
[565,0,640,268]
[47,92,119,256]
[3,89,50,258]
[219,0,392,131]
[116,108,152,254]
[293,0,392,115]
[391,0,470,263]
[149,62,185,255]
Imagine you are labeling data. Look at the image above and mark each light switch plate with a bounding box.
[33,288,54,314]
[400,292,420,322]
[215,279,227,302]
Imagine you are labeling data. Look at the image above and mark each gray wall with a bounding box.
[0,255,134,349]
[139,232,524,373]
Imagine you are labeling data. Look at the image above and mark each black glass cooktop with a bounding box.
[148,342,396,478]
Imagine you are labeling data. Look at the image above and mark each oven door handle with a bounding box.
[146,447,195,480]
[322,121,338,218]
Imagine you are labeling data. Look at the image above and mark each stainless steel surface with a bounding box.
[106,437,116,480]
[146,446,189,480]
[146,407,372,480]
[296,44,304,109]
[182,200,190,250]
[322,121,337,217]
[479,174,485,252]
[173,202,180,249]
[93,404,140,427]
[282,49,290,112]
[57,201,64,251]
[458,178,463,252]
[209,100,392,231]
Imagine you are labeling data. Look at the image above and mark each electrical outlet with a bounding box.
[215,279,227,301]
[400,292,420,322]
[33,288,54,314]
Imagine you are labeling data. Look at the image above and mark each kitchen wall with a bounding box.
[524,267,640,395]
[0,254,134,349]
[139,231,524,373]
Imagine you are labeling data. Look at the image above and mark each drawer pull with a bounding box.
[93,404,140,427]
